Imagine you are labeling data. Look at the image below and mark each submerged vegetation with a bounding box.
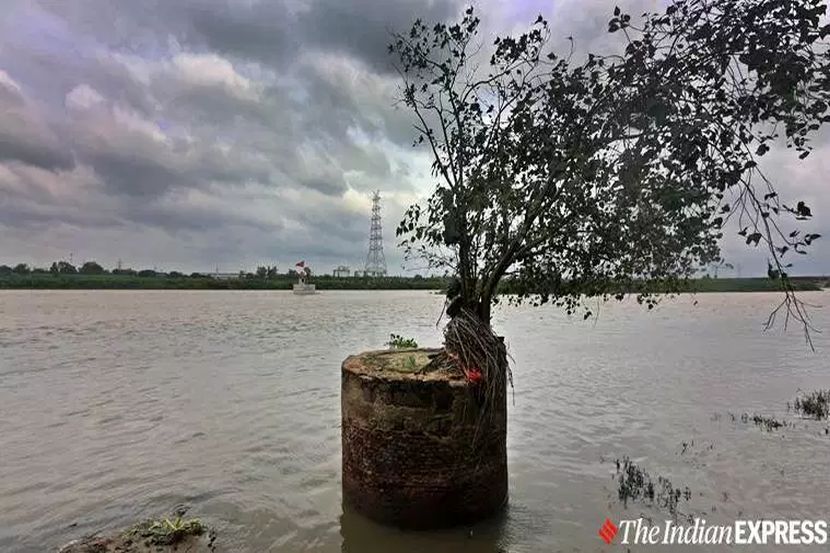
[790,390,830,420]
[724,390,830,432]
[615,457,692,519]
[749,414,787,431]
[728,412,790,431]
[612,391,830,524]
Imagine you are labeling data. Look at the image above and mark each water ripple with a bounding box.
[0,290,828,552]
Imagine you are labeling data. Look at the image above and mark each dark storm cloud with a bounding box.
[37,0,461,72]
[127,196,282,233]
[0,0,826,274]
[296,0,461,73]
[0,74,74,171]
[188,1,300,68]
[0,131,73,173]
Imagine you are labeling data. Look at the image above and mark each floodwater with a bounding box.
[1,290,829,552]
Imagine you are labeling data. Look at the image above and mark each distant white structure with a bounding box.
[333,265,351,278]
[211,272,240,280]
[292,260,317,295]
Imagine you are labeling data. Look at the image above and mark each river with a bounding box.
[1,290,828,552]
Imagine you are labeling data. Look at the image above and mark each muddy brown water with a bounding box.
[1,290,829,552]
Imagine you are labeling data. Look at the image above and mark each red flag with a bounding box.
[296,260,305,268]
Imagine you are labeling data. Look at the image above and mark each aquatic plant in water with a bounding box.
[615,457,691,519]
[728,412,789,431]
[790,390,830,420]
[749,414,786,431]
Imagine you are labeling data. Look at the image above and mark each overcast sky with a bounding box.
[0,0,827,275]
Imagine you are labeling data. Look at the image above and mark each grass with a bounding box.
[0,273,825,292]
[60,512,214,553]
[0,273,449,290]
[386,334,419,349]
[365,349,434,374]
[124,516,206,547]
[683,277,826,293]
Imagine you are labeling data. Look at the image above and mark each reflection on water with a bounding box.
[339,504,511,553]
[0,290,828,552]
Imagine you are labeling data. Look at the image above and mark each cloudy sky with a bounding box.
[0,0,827,275]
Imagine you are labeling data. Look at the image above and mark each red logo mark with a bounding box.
[598,518,618,544]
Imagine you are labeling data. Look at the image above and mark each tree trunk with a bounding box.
[476,301,491,326]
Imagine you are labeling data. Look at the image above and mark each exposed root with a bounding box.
[442,308,512,439]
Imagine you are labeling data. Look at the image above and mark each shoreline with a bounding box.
[0,274,826,293]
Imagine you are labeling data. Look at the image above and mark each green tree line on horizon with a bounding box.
[0,262,826,292]
[0,260,285,278]
[0,260,452,290]
[0,260,419,280]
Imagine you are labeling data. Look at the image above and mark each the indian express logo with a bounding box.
[603,518,829,546]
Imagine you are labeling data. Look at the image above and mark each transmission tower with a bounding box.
[364,191,387,277]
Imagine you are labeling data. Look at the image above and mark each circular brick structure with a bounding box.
[341,348,507,529]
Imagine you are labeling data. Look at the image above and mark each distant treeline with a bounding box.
[0,260,286,279]
[0,271,450,290]
[0,260,449,290]
[497,275,827,296]
[0,261,826,292]
[677,276,827,293]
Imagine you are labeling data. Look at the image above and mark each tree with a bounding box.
[256,265,278,278]
[12,263,30,275]
[391,1,828,347]
[0,265,12,275]
[79,261,105,274]
[710,260,734,279]
[51,261,77,274]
